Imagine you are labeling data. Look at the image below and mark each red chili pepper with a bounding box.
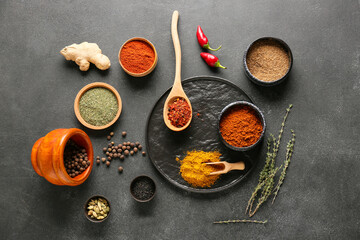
[196,26,222,51]
[200,52,227,69]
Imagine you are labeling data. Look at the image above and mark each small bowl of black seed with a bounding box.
[130,175,156,202]
[84,195,111,223]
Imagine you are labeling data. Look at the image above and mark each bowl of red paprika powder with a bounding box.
[119,37,158,77]
[219,101,266,151]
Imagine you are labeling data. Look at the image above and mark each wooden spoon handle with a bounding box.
[229,161,245,171]
[171,10,181,87]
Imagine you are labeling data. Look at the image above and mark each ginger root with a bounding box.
[60,42,111,71]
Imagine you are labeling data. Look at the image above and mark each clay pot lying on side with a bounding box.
[31,128,93,186]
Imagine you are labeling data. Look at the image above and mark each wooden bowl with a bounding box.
[119,37,158,77]
[31,128,93,186]
[74,82,122,130]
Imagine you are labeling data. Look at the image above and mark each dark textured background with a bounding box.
[1,0,359,239]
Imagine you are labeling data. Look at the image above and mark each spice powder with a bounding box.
[220,105,263,148]
[177,150,222,188]
[246,39,290,82]
[120,40,155,73]
[79,87,118,126]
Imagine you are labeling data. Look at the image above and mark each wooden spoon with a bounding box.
[163,10,193,132]
[206,161,245,176]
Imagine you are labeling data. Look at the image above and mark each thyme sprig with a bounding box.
[214,219,268,224]
[272,130,296,204]
[245,104,293,217]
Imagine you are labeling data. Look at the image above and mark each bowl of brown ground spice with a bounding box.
[244,37,293,86]
[218,101,266,151]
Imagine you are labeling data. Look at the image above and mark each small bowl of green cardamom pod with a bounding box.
[84,195,111,223]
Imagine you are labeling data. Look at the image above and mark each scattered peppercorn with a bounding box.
[107,136,111,140]
[118,166,123,173]
[96,159,100,164]
[124,150,129,156]
[138,145,142,150]
[101,157,106,163]
[106,161,111,167]
[122,131,127,137]
[130,151,134,156]
[142,151,146,156]
[110,132,114,136]
[103,147,107,152]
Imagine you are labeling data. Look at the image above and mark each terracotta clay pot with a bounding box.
[31,128,93,186]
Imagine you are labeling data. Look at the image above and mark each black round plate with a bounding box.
[146,76,256,193]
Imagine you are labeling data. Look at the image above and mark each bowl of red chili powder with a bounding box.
[219,101,266,151]
[119,37,158,77]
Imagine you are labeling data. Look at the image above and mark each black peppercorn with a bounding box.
[96,159,100,164]
[106,161,111,167]
[124,150,129,156]
[107,136,111,140]
[110,132,114,136]
[118,166,123,173]
[122,131,127,137]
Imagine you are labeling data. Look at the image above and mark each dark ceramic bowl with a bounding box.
[130,175,156,202]
[218,101,266,151]
[84,195,111,223]
[243,37,293,86]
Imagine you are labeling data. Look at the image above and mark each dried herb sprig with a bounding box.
[214,219,268,224]
[272,130,296,204]
[245,104,293,217]
[248,166,281,217]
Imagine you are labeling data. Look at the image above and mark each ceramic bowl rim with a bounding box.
[243,37,293,86]
[130,175,157,202]
[84,195,111,223]
[218,101,266,151]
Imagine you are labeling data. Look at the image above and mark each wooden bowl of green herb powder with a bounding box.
[74,82,122,130]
